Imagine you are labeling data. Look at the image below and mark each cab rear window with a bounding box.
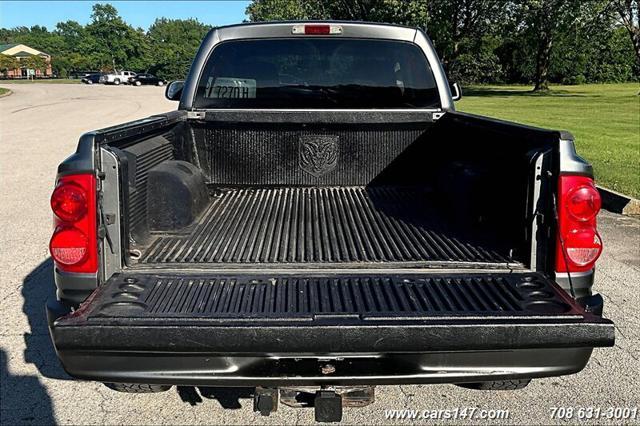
[194,38,440,109]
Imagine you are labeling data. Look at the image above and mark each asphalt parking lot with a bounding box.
[0,83,638,425]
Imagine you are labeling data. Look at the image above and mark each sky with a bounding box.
[0,1,251,30]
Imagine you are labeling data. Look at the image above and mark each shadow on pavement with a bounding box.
[22,258,70,380]
[1,258,68,423]
[1,348,56,424]
[177,386,253,409]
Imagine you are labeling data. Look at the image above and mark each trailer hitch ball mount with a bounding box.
[254,386,375,422]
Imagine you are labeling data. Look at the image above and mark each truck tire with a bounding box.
[114,78,121,85]
[457,379,531,391]
[103,383,171,393]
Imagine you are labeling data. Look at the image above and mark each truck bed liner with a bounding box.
[140,186,514,266]
[96,273,577,319]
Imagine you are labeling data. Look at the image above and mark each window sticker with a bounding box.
[205,77,257,99]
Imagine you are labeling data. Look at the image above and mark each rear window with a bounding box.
[194,38,440,109]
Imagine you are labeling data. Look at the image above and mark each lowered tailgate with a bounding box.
[51,272,613,354]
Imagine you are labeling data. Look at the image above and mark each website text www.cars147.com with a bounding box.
[384,407,510,421]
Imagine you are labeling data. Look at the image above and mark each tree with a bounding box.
[55,20,92,54]
[20,54,48,78]
[246,0,427,25]
[523,0,565,91]
[85,4,145,71]
[424,0,506,82]
[125,27,152,72]
[246,0,312,20]
[146,18,211,80]
[607,0,640,66]
[506,0,601,91]
[0,54,19,76]
[52,52,94,77]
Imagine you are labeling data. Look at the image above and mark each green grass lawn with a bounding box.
[0,87,10,96]
[458,83,640,198]
[0,78,80,84]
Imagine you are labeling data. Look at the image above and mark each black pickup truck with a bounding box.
[47,21,613,422]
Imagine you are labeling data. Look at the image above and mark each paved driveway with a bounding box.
[1,83,638,425]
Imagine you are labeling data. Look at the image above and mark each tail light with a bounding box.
[556,175,602,272]
[49,174,98,273]
[51,183,87,222]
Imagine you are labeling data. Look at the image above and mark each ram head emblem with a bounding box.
[299,135,339,177]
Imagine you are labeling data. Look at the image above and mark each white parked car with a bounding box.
[99,71,137,85]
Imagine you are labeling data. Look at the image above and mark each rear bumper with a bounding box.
[55,345,595,387]
[47,302,612,387]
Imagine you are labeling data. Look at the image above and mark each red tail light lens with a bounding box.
[304,25,331,35]
[556,175,602,272]
[566,184,601,221]
[51,183,87,222]
[49,174,97,273]
[564,228,603,266]
[292,24,342,35]
[49,227,89,265]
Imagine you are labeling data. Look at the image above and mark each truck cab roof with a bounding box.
[180,20,452,110]
[209,20,419,44]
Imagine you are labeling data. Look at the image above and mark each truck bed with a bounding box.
[138,186,516,267]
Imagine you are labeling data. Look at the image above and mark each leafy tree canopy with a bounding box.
[246,0,639,88]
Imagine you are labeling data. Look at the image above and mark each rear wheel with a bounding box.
[87,80,93,85]
[157,81,164,86]
[457,379,531,391]
[114,78,121,85]
[135,80,142,86]
[104,383,171,393]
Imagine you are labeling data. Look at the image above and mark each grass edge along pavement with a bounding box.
[0,87,12,97]
[458,83,640,200]
[0,78,81,84]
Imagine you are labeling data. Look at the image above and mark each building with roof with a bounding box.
[0,43,52,79]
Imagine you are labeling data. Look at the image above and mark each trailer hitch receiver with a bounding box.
[315,390,343,423]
